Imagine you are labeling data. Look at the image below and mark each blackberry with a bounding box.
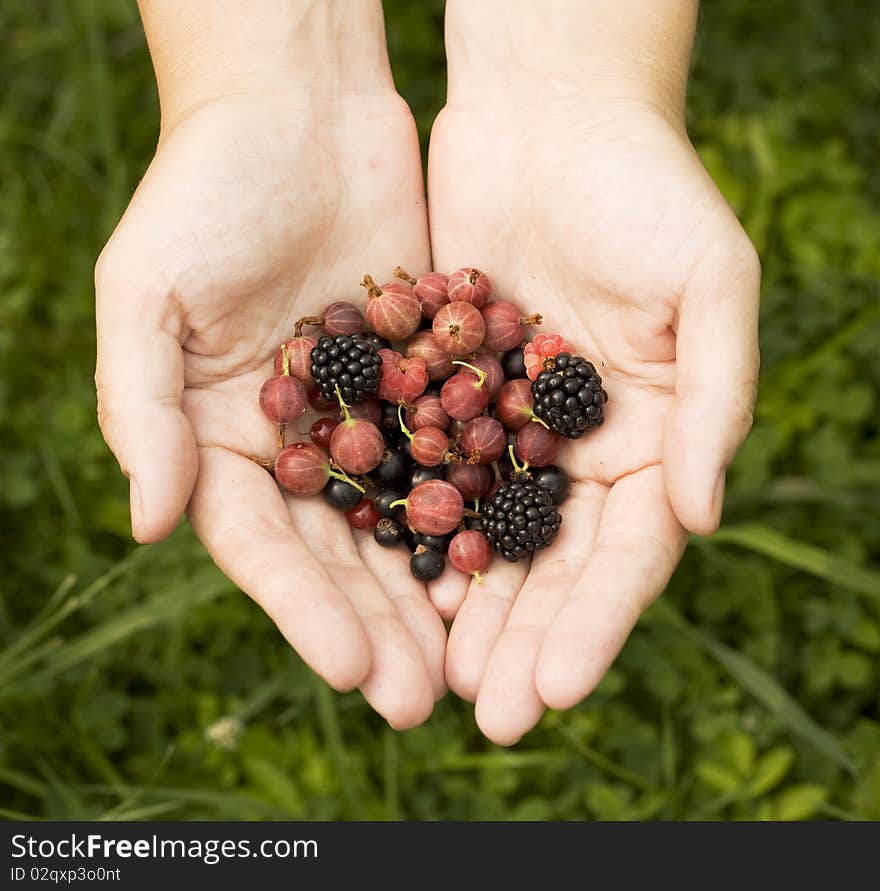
[483,477,562,562]
[310,334,382,405]
[531,352,606,439]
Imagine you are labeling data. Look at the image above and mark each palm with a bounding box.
[428,104,758,743]
[97,95,445,726]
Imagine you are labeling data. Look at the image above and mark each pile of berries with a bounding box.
[257,267,607,582]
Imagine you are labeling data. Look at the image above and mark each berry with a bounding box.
[531,465,571,506]
[406,394,450,432]
[322,301,364,336]
[410,545,445,581]
[446,462,493,502]
[416,532,453,553]
[311,334,382,404]
[409,464,446,488]
[374,518,405,548]
[448,267,491,308]
[515,422,562,466]
[483,477,562,561]
[468,353,505,399]
[370,448,409,488]
[308,387,336,412]
[482,301,542,352]
[361,332,392,352]
[309,417,339,449]
[275,335,318,388]
[394,480,464,535]
[395,267,450,319]
[460,417,506,464]
[377,348,428,403]
[275,443,330,496]
[323,477,364,511]
[523,333,573,381]
[433,302,486,356]
[501,348,527,380]
[380,401,402,434]
[397,402,449,467]
[496,379,537,432]
[259,374,308,425]
[448,530,492,581]
[331,395,382,427]
[440,364,490,422]
[330,416,385,475]
[346,498,380,529]
[531,352,607,438]
[405,330,454,381]
[375,488,405,518]
[410,426,450,467]
[362,274,421,340]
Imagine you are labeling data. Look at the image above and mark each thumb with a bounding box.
[664,239,760,535]
[95,248,198,543]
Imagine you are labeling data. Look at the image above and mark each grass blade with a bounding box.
[707,524,880,598]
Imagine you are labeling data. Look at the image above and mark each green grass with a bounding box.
[1,0,878,821]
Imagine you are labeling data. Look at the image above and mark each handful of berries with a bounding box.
[258,267,607,582]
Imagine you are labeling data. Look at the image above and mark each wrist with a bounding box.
[444,0,697,124]
[139,0,396,128]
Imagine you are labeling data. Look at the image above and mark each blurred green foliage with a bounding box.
[1,0,878,821]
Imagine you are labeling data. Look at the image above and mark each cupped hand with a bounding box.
[429,99,760,744]
[95,91,446,727]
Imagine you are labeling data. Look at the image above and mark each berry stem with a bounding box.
[388,497,409,511]
[508,443,529,475]
[473,570,484,584]
[452,360,487,389]
[393,266,418,285]
[468,268,481,285]
[397,403,414,442]
[520,313,543,327]
[530,414,551,430]
[280,343,290,376]
[360,273,382,299]
[328,462,366,493]
[249,455,276,471]
[293,315,324,338]
[277,424,286,450]
[334,384,352,424]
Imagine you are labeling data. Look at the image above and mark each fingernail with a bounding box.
[129,479,143,539]
[712,472,726,526]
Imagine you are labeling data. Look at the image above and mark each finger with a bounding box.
[354,530,448,701]
[95,253,198,543]
[188,447,371,692]
[427,570,470,621]
[474,481,607,745]
[536,465,686,710]
[664,241,760,534]
[287,497,435,730]
[445,559,528,701]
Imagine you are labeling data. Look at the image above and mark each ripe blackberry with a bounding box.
[310,334,383,405]
[531,352,607,438]
[483,477,562,562]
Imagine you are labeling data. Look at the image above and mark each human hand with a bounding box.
[428,2,760,744]
[95,4,445,728]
